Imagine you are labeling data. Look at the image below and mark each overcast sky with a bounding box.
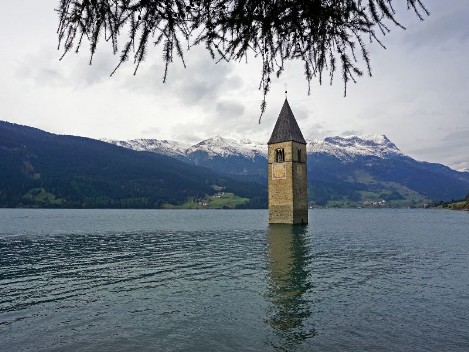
[1,1,468,170]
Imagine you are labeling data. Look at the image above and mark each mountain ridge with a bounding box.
[104,134,408,162]
[0,121,267,208]
[2,120,468,208]
[105,134,469,205]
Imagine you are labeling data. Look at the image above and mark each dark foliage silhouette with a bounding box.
[57,0,428,118]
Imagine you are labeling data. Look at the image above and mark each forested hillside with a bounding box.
[107,135,469,207]
[0,121,266,208]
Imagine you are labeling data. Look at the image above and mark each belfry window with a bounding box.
[275,148,285,162]
[297,149,302,162]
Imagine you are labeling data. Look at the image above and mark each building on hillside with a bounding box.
[268,99,308,224]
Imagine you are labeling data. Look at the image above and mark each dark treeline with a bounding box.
[0,121,266,209]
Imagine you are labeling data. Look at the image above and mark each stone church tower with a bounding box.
[268,99,308,224]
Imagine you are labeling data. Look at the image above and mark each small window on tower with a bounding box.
[297,149,301,162]
[275,148,285,162]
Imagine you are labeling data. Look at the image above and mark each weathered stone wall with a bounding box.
[292,142,308,224]
[268,141,308,224]
[268,141,293,223]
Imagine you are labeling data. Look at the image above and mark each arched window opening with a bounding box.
[297,149,302,162]
[275,148,285,162]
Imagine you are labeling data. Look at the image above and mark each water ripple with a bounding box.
[1,209,469,351]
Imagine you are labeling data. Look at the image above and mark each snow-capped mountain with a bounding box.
[186,136,267,158]
[104,134,469,203]
[102,138,190,157]
[103,134,412,183]
[105,134,401,161]
[3,120,467,208]
[104,135,268,182]
[459,168,469,173]
[105,135,268,159]
[307,135,403,161]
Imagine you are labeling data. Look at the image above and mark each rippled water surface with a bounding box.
[1,209,468,351]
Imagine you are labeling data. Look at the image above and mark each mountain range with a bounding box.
[105,134,469,207]
[0,121,266,208]
[1,120,468,209]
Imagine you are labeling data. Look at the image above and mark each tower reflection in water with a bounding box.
[266,224,316,350]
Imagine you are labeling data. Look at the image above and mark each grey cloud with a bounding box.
[410,130,469,155]
[216,101,245,118]
[453,160,469,171]
[172,132,206,144]
[168,64,241,106]
[170,119,216,142]
[292,106,308,122]
[122,46,243,106]
[75,53,118,86]
[32,67,63,85]
[15,47,115,89]
[302,122,334,140]
[341,130,362,136]
[16,52,65,87]
[120,63,164,93]
[403,128,469,170]
[405,135,465,155]
[141,126,161,137]
[404,1,469,49]
[442,129,469,144]
[177,79,220,105]
[280,100,335,140]
[119,45,252,141]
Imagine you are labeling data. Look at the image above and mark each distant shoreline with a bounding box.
[0,206,463,210]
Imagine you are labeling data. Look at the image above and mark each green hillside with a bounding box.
[0,121,266,208]
[438,191,469,210]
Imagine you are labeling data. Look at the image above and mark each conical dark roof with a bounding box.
[268,99,306,145]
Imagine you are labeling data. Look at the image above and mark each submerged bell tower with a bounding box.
[268,99,308,224]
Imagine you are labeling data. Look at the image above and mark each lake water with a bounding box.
[1,209,468,351]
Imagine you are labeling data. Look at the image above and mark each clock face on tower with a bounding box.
[272,162,286,179]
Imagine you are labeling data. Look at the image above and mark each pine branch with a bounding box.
[56,0,429,118]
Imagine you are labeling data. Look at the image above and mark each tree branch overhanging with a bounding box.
[56,0,429,120]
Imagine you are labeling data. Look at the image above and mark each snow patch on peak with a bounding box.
[107,139,190,157]
[458,167,469,173]
[239,139,268,156]
[188,136,267,158]
[308,134,402,161]
[104,134,402,162]
[325,134,396,148]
